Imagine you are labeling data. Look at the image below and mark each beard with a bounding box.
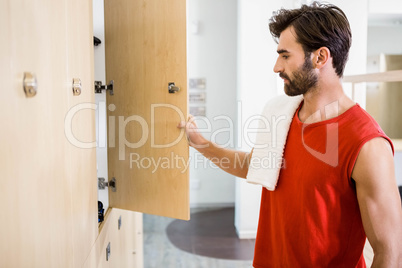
[280,57,318,96]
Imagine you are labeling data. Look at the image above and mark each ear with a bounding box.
[312,47,330,69]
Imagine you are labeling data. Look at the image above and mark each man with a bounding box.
[178,2,402,267]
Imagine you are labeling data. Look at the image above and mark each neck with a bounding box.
[298,79,355,123]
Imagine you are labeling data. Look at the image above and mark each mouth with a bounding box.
[280,75,290,83]
[279,73,290,83]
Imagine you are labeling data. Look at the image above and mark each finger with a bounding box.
[177,121,186,128]
[187,114,196,124]
[185,133,192,147]
[187,115,198,128]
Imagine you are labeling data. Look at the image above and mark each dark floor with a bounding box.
[144,207,255,268]
[166,207,255,260]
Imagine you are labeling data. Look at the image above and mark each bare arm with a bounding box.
[177,116,252,178]
[352,137,402,268]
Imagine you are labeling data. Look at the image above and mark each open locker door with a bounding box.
[104,0,189,220]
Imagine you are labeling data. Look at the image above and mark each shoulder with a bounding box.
[352,137,394,184]
[340,105,390,146]
[344,105,381,131]
[341,106,394,180]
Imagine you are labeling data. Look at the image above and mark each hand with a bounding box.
[177,115,209,148]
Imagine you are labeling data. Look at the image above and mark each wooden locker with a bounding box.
[0,0,74,266]
[86,0,189,265]
[104,0,190,221]
[65,0,99,266]
[83,210,113,268]
[83,209,143,268]
[1,0,189,266]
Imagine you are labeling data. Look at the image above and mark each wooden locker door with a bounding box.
[83,212,112,268]
[104,0,189,220]
[0,0,74,267]
[65,0,98,266]
[83,209,144,268]
[108,209,136,267]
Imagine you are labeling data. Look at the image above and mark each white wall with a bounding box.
[369,0,402,14]
[235,0,298,239]
[93,0,109,210]
[187,0,238,207]
[367,26,402,56]
[335,0,369,108]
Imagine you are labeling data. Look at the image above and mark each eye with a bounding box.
[282,55,289,59]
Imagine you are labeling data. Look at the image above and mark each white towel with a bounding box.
[246,94,303,190]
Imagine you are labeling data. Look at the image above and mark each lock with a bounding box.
[72,78,82,96]
[23,72,37,98]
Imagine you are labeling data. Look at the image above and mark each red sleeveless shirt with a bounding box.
[252,103,393,268]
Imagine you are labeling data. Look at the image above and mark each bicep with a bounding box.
[352,138,402,256]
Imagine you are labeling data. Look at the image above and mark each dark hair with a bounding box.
[269,2,352,77]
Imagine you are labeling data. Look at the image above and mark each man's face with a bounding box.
[274,27,318,96]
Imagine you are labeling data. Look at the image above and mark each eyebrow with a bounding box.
[277,49,290,54]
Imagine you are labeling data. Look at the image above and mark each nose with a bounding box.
[273,57,283,73]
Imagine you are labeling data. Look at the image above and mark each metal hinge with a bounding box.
[98,177,116,192]
[168,82,180,93]
[118,215,122,230]
[106,242,111,261]
[95,80,114,95]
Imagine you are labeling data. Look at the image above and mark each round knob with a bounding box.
[23,72,37,98]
